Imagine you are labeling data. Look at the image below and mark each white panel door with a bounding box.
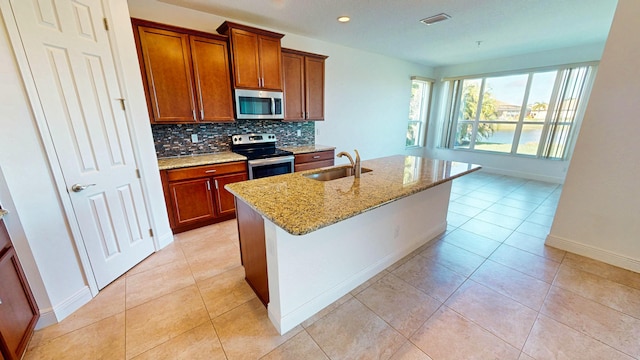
[9,0,154,288]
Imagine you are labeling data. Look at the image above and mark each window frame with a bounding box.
[406,76,434,148]
[441,62,597,160]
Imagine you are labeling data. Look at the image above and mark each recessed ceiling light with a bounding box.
[337,16,351,23]
[420,13,451,26]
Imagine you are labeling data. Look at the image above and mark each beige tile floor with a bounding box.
[23,172,640,359]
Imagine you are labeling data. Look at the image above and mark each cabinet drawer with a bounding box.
[166,161,246,181]
[294,150,334,164]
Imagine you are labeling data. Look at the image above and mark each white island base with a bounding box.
[264,182,451,334]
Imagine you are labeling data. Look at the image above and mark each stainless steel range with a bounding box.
[231,133,294,179]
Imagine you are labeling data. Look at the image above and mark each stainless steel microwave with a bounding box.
[234,89,284,120]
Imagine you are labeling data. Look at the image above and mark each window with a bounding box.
[406,77,433,147]
[442,64,595,159]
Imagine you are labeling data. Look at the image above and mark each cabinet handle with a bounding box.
[312,155,321,159]
[305,112,309,119]
[205,170,217,174]
[200,109,204,120]
[301,111,304,118]
[0,298,2,304]
[206,180,211,191]
[192,109,196,120]
[215,179,219,190]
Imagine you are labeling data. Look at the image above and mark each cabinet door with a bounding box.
[137,26,197,123]
[168,178,216,226]
[190,36,234,122]
[0,248,39,360]
[282,52,305,121]
[305,56,326,120]
[258,36,283,91]
[213,173,248,217]
[230,29,260,89]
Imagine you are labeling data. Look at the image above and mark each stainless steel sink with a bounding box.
[303,166,372,181]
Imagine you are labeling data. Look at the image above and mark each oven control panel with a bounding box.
[232,133,277,145]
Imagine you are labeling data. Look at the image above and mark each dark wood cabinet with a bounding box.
[161,162,248,233]
[213,173,247,217]
[190,36,235,122]
[294,150,335,172]
[235,199,269,306]
[282,49,327,121]
[133,19,234,123]
[0,220,39,360]
[168,178,216,227]
[217,22,284,91]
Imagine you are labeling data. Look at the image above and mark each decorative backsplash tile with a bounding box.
[152,120,315,158]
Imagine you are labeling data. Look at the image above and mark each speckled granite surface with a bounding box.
[226,155,480,235]
[280,145,336,154]
[0,209,8,220]
[157,152,247,170]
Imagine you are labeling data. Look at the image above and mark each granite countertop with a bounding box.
[157,152,247,170]
[0,209,8,220]
[225,155,481,235]
[280,145,336,155]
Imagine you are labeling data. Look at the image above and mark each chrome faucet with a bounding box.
[337,149,361,178]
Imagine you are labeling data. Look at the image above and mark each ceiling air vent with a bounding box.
[420,13,451,26]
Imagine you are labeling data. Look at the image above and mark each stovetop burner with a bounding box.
[231,133,293,161]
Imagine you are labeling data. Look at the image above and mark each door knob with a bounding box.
[71,183,96,192]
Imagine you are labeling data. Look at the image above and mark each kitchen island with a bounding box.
[225,155,480,334]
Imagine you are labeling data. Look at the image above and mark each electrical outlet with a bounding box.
[191,134,199,143]
[296,129,301,137]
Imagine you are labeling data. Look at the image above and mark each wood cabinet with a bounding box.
[282,49,328,121]
[235,199,269,306]
[133,19,234,123]
[161,162,248,233]
[294,150,335,172]
[217,22,284,91]
[0,219,39,360]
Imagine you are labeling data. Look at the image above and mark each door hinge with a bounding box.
[103,18,109,31]
[136,169,141,178]
[118,98,126,111]
[148,228,154,237]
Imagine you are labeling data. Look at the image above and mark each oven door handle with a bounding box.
[248,155,295,167]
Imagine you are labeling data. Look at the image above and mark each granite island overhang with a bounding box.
[225,155,481,334]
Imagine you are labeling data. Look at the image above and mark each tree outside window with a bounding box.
[406,78,433,147]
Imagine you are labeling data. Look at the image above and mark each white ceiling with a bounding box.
[159,0,619,67]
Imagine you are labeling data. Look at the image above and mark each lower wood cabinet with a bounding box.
[294,150,335,172]
[161,161,248,233]
[0,220,39,360]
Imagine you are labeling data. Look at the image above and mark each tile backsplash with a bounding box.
[152,120,315,158]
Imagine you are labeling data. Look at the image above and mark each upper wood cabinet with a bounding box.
[132,19,234,123]
[282,48,328,121]
[217,21,284,91]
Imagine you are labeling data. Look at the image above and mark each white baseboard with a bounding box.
[35,286,93,330]
[546,234,640,273]
[156,230,174,249]
[480,166,564,184]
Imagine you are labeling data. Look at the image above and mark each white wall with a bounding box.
[424,43,607,183]
[547,0,640,272]
[127,0,434,163]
